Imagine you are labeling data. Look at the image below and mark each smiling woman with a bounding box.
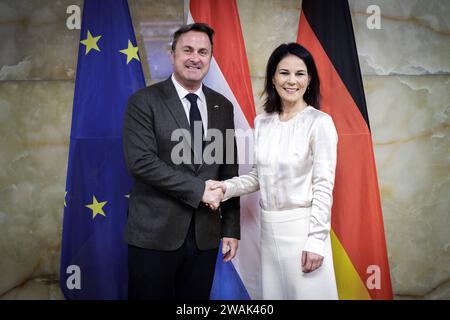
[273,54,310,121]
[263,43,321,115]
[210,43,339,300]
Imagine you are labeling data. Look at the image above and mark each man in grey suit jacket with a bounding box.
[122,23,240,299]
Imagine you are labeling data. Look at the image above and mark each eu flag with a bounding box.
[60,0,145,299]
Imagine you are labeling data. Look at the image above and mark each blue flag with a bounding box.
[210,241,251,300]
[60,0,145,299]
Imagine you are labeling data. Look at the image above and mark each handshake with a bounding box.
[202,180,226,210]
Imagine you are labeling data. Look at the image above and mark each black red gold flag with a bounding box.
[298,0,393,299]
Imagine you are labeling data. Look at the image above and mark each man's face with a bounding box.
[171,30,212,91]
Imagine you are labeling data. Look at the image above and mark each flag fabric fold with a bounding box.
[297,0,393,299]
[188,0,261,300]
[60,0,145,299]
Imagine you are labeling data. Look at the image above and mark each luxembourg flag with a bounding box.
[188,0,261,300]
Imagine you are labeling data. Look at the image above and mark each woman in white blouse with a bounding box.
[211,43,338,300]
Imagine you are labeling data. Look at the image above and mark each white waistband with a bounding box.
[261,206,311,223]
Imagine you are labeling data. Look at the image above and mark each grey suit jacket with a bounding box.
[122,78,240,251]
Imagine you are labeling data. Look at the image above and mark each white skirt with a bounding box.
[261,207,338,300]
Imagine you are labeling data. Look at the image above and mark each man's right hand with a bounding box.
[202,180,224,210]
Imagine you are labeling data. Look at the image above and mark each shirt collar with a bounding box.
[171,74,205,103]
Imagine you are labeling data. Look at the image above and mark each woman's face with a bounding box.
[272,54,310,107]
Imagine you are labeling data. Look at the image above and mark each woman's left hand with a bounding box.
[301,251,324,273]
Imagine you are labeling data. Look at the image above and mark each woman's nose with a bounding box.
[287,74,296,83]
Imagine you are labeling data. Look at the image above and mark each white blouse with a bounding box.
[224,106,338,256]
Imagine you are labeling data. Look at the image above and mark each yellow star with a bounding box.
[80,30,101,55]
[64,191,67,207]
[86,195,107,219]
[119,40,140,64]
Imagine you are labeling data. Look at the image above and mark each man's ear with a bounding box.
[170,50,175,65]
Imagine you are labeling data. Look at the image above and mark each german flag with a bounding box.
[297,0,393,299]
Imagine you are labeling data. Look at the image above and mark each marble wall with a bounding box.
[0,0,448,299]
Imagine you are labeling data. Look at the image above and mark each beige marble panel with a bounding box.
[238,0,300,78]
[251,76,267,116]
[349,0,450,75]
[131,0,183,22]
[0,0,82,80]
[0,81,73,297]
[364,75,450,298]
[1,277,63,300]
[0,0,174,81]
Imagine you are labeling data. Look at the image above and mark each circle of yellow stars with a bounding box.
[80,29,140,64]
[66,28,139,219]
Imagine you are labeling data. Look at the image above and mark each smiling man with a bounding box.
[122,23,240,300]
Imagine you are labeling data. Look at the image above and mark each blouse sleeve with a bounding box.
[303,115,338,257]
[222,165,260,201]
[222,119,261,201]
